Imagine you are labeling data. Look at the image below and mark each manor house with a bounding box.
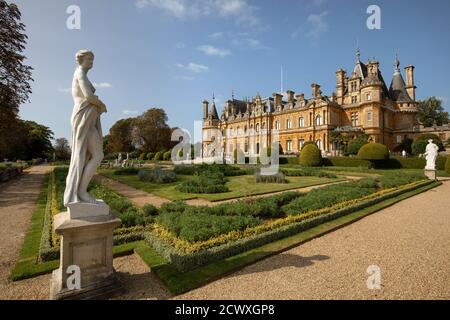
[202,51,420,158]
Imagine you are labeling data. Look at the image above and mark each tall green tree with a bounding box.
[417,97,449,127]
[0,1,33,159]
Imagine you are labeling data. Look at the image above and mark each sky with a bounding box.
[13,0,450,143]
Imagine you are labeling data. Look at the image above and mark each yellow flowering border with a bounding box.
[150,180,428,254]
[50,170,60,247]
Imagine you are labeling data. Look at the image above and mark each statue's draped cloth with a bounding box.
[64,74,101,206]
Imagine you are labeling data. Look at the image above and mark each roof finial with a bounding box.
[356,46,360,63]
[231,90,235,100]
[394,54,400,74]
[212,92,215,104]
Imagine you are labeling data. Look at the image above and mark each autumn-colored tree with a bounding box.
[132,108,173,152]
[108,118,135,153]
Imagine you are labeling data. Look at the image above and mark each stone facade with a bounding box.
[202,52,424,158]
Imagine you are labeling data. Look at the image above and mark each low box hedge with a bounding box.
[145,179,434,272]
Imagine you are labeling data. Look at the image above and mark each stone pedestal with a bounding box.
[424,169,437,180]
[50,202,123,300]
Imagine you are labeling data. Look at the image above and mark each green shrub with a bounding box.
[163,150,172,161]
[378,171,426,189]
[154,151,163,161]
[113,167,139,176]
[282,178,377,215]
[412,134,445,155]
[254,170,286,183]
[357,143,389,161]
[156,211,261,243]
[138,153,146,161]
[173,164,246,177]
[347,137,368,155]
[445,156,450,174]
[138,169,177,184]
[299,144,322,167]
[322,157,371,168]
[142,204,159,217]
[282,168,337,179]
[146,152,155,160]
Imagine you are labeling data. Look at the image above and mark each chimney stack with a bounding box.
[335,69,346,98]
[287,90,295,104]
[404,65,416,100]
[202,100,209,119]
[311,83,321,98]
[272,92,283,108]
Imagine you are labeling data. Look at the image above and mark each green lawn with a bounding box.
[99,169,345,202]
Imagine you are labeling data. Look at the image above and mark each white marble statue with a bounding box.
[64,50,107,206]
[424,139,439,170]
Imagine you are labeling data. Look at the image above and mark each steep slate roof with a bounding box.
[209,103,219,119]
[389,58,413,102]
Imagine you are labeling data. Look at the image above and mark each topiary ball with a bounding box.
[357,143,389,160]
[299,143,322,167]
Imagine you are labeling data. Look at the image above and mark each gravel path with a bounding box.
[0,165,52,289]
[93,174,171,208]
[176,180,450,300]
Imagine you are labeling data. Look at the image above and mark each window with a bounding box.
[351,82,357,92]
[256,123,260,132]
[286,118,292,129]
[316,139,322,150]
[351,112,359,126]
[352,96,358,104]
[236,127,240,136]
[298,139,305,149]
[367,111,372,121]
[366,93,372,101]
[298,117,304,128]
[315,115,323,126]
[397,135,402,143]
[274,121,280,130]
[287,140,292,152]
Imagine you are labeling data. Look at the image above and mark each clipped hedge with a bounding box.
[445,156,450,174]
[299,144,322,167]
[281,168,337,179]
[146,152,155,160]
[357,143,389,161]
[163,151,172,161]
[138,169,177,184]
[146,180,434,272]
[322,157,371,168]
[154,151,163,161]
[254,171,286,183]
[113,167,139,175]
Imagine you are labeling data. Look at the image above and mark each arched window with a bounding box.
[256,123,260,132]
[316,115,323,126]
[298,117,304,128]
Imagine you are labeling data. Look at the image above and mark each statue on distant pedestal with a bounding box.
[424,139,439,170]
[64,50,107,206]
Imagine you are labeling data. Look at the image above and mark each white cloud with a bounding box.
[93,82,113,89]
[305,11,328,39]
[135,0,261,27]
[197,45,231,57]
[176,62,209,73]
[312,0,326,6]
[122,109,139,115]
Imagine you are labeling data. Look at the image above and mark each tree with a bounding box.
[299,144,322,167]
[347,134,369,155]
[411,133,444,155]
[53,137,71,160]
[108,118,135,153]
[0,1,33,159]
[132,108,173,152]
[417,97,449,127]
[357,143,389,168]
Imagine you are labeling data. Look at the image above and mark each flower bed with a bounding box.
[145,175,431,272]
